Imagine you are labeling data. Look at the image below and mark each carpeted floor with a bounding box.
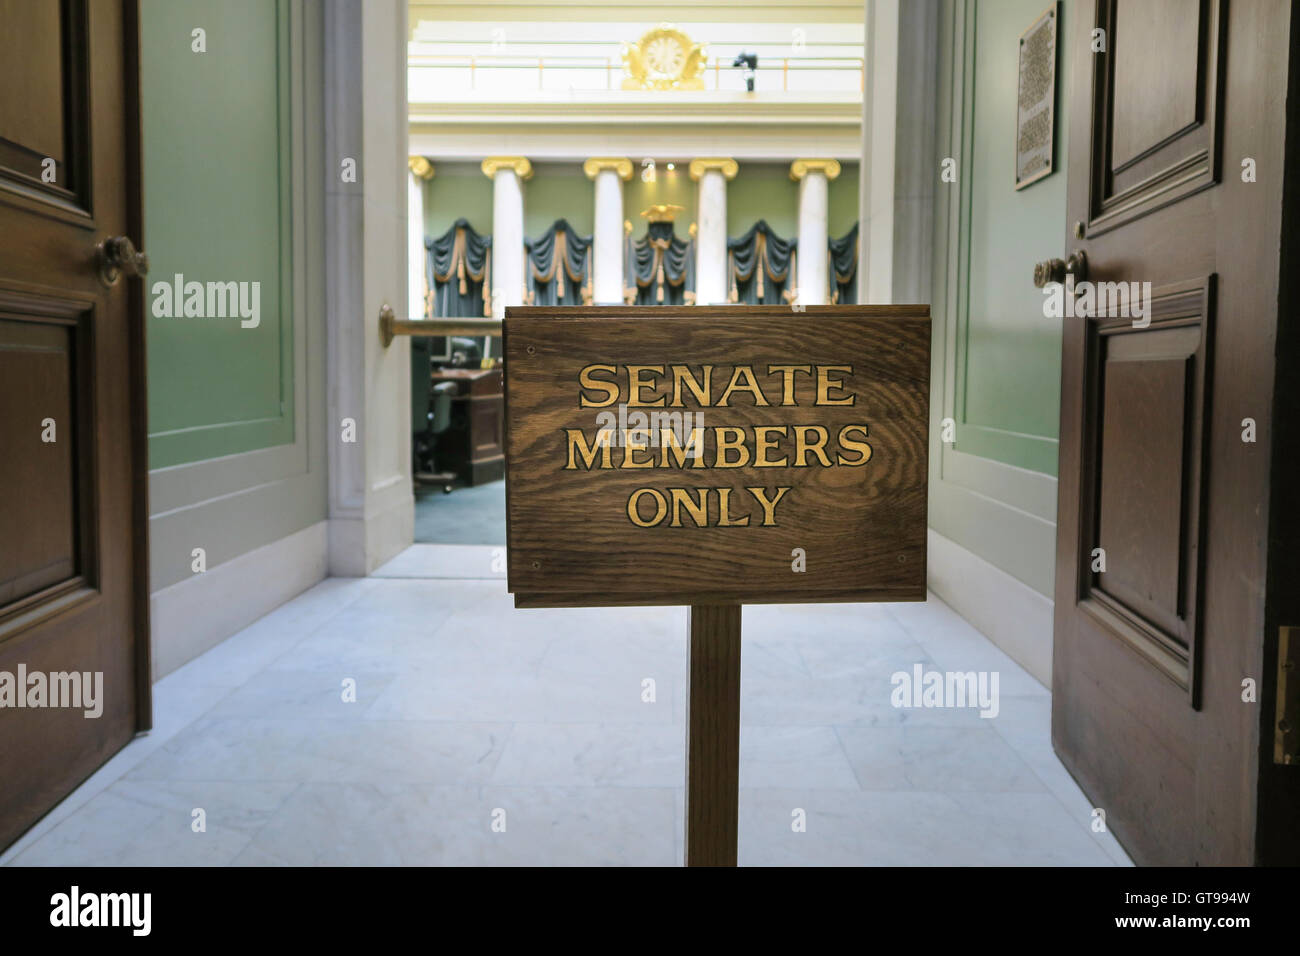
[414,479,507,545]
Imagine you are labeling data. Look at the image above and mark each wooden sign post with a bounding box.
[503,305,931,865]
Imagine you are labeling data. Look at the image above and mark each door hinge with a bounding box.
[1276,626,1300,765]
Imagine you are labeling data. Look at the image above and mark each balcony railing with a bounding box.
[407,53,865,96]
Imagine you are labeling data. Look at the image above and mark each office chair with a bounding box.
[412,338,459,493]
[414,381,458,494]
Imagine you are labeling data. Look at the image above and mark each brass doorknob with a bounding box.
[1032,249,1087,288]
[97,235,149,286]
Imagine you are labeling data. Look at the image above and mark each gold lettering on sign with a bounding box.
[569,364,876,528]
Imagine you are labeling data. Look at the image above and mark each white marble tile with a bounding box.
[367,663,675,724]
[794,633,930,681]
[737,789,997,866]
[202,669,398,720]
[161,582,371,691]
[263,606,460,675]
[739,788,1116,866]
[739,725,860,790]
[372,544,507,580]
[0,680,237,865]
[740,637,814,680]
[126,716,511,784]
[337,576,502,619]
[7,780,298,867]
[491,723,683,787]
[983,696,1132,865]
[947,791,1118,866]
[740,674,900,726]
[238,783,678,866]
[837,724,1045,792]
[891,612,1050,698]
[4,567,1130,868]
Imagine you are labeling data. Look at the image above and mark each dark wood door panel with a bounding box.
[0,0,91,212]
[1073,279,1213,697]
[0,316,81,606]
[1052,627,1199,858]
[0,588,136,844]
[1096,356,1187,624]
[1110,0,1201,170]
[1053,0,1296,865]
[0,0,147,852]
[1086,0,1223,236]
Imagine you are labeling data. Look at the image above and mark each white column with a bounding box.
[407,157,433,319]
[324,0,414,576]
[791,159,840,305]
[583,157,632,305]
[482,156,531,318]
[689,158,738,305]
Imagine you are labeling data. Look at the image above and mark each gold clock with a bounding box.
[622,24,706,91]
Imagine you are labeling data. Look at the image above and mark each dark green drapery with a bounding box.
[426,217,492,318]
[525,219,593,306]
[624,221,695,306]
[830,223,859,305]
[727,220,797,305]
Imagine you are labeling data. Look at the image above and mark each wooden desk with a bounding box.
[431,367,504,485]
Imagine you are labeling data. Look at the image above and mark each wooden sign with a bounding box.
[503,306,931,608]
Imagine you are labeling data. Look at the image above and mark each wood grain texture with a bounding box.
[0,0,149,852]
[503,306,930,607]
[685,604,741,867]
[1052,0,1296,865]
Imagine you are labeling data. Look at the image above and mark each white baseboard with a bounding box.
[927,528,1054,686]
[149,521,329,680]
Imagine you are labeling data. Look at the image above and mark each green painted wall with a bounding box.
[728,162,859,240]
[143,0,328,596]
[928,0,1069,600]
[524,164,594,237]
[828,163,860,239]
[423,159,861,255]
[626,166,696,233]
[142,0,293,469]
[956,0,1069,475]
[728,163,797,236]
[425,164,493,238]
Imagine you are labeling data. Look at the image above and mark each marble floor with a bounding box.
[1,545,1131,867]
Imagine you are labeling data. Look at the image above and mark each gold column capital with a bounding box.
[481,156,534,181]
[789,158,842,182]
[408,156,435,180]
[583,157,633,181]
[688,157,739,181]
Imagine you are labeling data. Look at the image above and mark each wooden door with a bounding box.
[1052,0,1298,865]
[0,0,150,850]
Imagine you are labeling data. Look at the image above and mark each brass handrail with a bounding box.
[378,304,501,347]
